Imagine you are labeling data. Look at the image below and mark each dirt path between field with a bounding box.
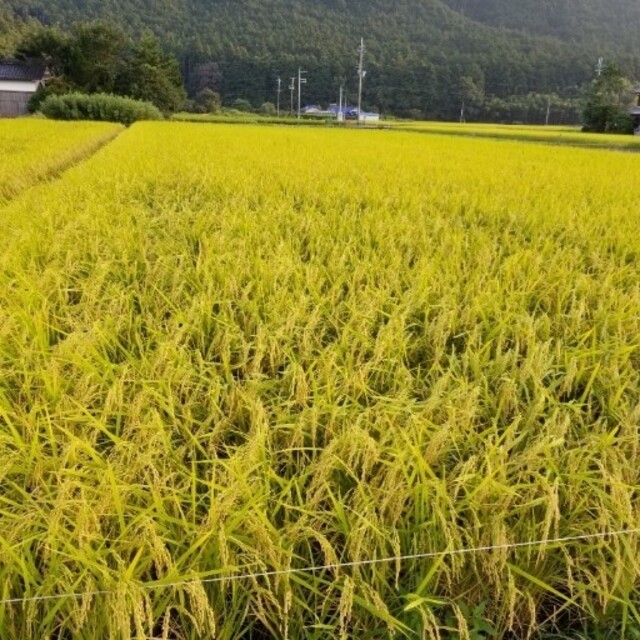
[0,125,125,207]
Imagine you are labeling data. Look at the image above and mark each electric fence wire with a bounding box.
[2,527,639,606]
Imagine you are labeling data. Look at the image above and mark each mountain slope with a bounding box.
[1,0,638,120]
[442,0,640,50]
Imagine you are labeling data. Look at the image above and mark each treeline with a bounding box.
[15,21,185,113]
[0,10,31,55]
[6,18,587,123]
[178,56,583,123]
[442,0,640,50]
[2,0,639,123]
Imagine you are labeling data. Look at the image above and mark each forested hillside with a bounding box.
[442,0,640,49]
[1,0,638,120]
[0,11,32,55]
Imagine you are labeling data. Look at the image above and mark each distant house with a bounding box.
[631,86,640,135]
[301,105,323,115]
[0,59,47,118]
[328,104,381,122]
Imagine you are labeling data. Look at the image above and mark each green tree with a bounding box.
[116,32,186,113]
[582,64,635,133]
[66,21,127,93]
[0,11,34,57]
[259,101,276,115]
[193,88,221,113]
[16,25,74,112]
[457,75,485,122]
[231,98,252,112]
[15,25,70,77]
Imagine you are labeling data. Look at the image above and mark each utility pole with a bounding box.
[338,85,344,123]
[596,57,604,77]
[276,77,282,117]
[289,76,296,116]
[297,67,307,120]
[545,95,551,126]
[357,37,366,125]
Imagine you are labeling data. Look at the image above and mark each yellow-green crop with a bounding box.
[0,122,639,639]
[0,119,123,203]
[388,120,640,151]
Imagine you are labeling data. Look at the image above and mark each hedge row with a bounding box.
[40,93,163,126]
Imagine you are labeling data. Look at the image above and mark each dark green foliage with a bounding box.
[15,23,185,113]
[15,23,69,75]
[231,98,252,112]
[115,32,186,113]
[582,65,635,133]
[2,0,640,121]
[66,21,126,93]
[0,9,31,54]
[27,75,73,113]
[40,92,162,124]
[192,88,221,114]
[259,101,276,115]
[479,93,581,125]
[441,0,640,50]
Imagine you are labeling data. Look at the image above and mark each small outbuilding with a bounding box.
[631,86,640,135]
[358,111,380,124]
[0,59,47,118]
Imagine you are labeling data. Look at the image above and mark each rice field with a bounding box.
[0,121,639,639]
[0,119,123,203]
[389,120,640,151]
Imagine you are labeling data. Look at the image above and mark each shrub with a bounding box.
[28,77,74,114]
[193,88,222,114]
[40,93,163,125]
[259,101,276,115]
[231,98,252,112]
[581,64,635,134]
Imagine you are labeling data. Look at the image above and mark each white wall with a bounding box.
[0,80,40,94]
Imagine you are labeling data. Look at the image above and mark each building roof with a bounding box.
[0,59,47,83]
[630,106,640,116]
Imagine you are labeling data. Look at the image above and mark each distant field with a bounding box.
[389,120,640,150]
[172,113,640,151]
[172,112,332,126]
[0,122,639,639]
[390,121,579,132]
[0,120,123,203]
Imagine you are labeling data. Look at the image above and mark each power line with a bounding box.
[357,37,366,125]
[288,76,295,116]
[297,67,307,120]
[2,528,638,607]
[276,77,282,117]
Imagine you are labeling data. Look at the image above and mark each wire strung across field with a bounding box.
[2,528,639,607]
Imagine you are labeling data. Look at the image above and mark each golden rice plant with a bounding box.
[388,119,640,151]
[0,122,639,639]
[0,119,122,203]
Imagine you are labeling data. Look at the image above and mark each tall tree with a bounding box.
[582,64,634,133]
[15,25,70,76]
[66,20,127,93]
[116,32,186,113]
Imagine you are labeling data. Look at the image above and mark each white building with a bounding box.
[358,111,381,124]
[0,60,47,118]
[632,87,640,136]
